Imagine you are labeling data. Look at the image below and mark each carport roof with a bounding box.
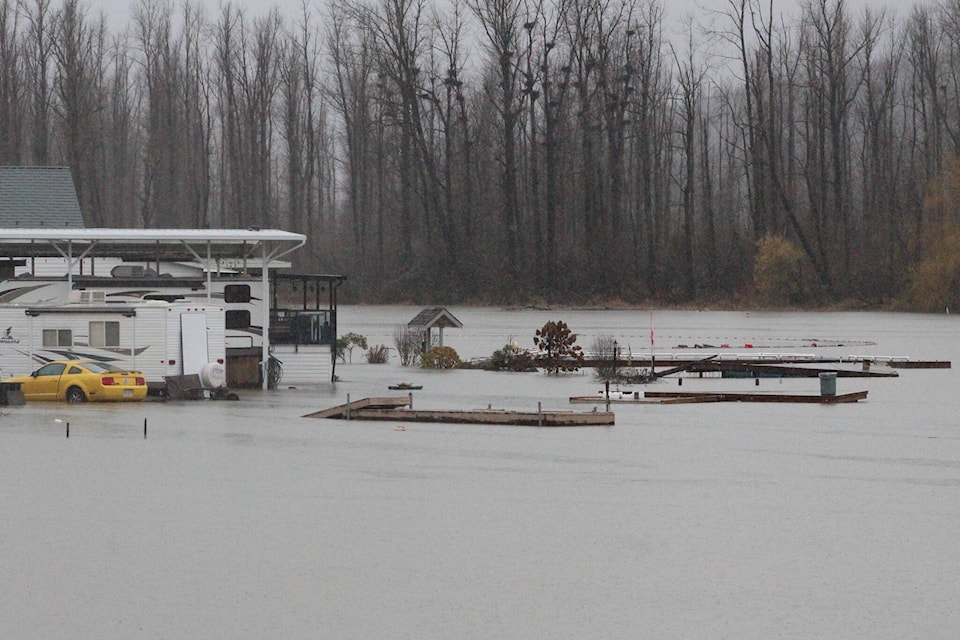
[0,228,307,263]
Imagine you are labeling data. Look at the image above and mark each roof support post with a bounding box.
[261,242,270,390]
[206,241,212,302]
[49,239,99,289]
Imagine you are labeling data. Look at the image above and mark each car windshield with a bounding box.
[79,361,114,374]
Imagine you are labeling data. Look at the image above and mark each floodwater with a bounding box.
[1,307,958,639]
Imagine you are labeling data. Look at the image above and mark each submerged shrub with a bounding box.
[336,332,369,363]
[484,341,538,372]
[394,325,424,366]
[365,344,390,364]
[534,320,584,374]
[420,346,461,369]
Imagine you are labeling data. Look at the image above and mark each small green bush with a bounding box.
[484,342,538,372]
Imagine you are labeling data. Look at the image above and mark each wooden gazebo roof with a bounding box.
[407,307,463,330]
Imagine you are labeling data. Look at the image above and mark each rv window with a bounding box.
[224,285,251,303]
[89,321,121,347]
[42,329,72,347]
[226,310,251,329]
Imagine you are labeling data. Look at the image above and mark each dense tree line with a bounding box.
[1,0,959,307]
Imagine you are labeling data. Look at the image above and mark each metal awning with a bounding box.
[0,228,306,263]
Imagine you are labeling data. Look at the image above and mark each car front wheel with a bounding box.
[65,386,86,403]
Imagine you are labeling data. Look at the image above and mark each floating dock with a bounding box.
[576,354,949,370]
[642,390,868,404]
[304,396,614,426]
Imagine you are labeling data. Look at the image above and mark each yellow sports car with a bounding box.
[4,360,148,403]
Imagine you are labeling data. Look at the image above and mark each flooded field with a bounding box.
[1,308,958,639]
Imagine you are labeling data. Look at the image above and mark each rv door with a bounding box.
[181,313,209,376]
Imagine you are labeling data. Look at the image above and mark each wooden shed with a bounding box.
[408,307,463,349]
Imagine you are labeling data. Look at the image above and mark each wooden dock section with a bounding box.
[576,355,950,370]
[707,362,897,378]
[304,396,410,419]
[643,390,868,404]
[304,396,614,426]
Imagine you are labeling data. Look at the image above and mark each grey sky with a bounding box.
[91,0,927,36]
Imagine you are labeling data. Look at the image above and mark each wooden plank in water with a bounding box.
[350,409,614,427]
[350,408,613,426]
[570,394,644,404]
[303,396,410,419]
[693,362,897,378]
[888,360,951,369]
[306,401,614,426]
[644,390,868,404]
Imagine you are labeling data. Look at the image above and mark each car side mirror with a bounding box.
[31,371,38,377]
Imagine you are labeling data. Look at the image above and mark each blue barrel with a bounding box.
[819,372,837,396]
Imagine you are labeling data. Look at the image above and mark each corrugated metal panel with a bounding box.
[271,344,332,384]
[0,167,84,227]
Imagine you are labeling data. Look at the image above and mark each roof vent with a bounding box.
[69,290,106,304]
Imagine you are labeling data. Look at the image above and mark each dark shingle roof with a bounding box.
[408,307,463,329]
[0,166,84,228]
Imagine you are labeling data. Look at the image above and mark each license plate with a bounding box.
[123,389,133,397]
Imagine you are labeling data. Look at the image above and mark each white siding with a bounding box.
[0,311,37,378]
[130,305,172,381]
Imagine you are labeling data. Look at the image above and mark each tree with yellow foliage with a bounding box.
[753,234,804,306]
[904,157,960,311]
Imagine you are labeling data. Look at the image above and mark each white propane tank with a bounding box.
[200,361,227,388]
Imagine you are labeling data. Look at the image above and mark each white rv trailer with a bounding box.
[0,272,341,387]
[0,299,226,388]
[0,273,268,350]
[0,228,344,388]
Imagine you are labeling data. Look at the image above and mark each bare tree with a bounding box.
[0,0,25,164]
[469,0,524,285]
[20,0,54,164]
[52,0,108,225]
[671,22,708,299]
